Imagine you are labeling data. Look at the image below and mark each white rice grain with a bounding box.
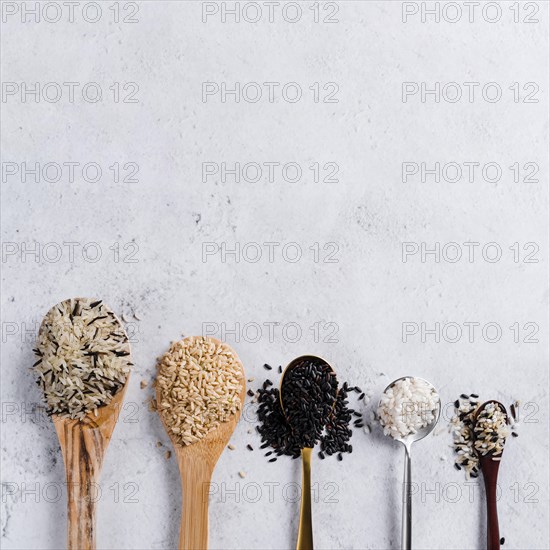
[377,377,439,439]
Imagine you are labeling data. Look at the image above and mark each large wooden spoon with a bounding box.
[157,337,246,550]
[53,381,130,549]
[36,298,132,550]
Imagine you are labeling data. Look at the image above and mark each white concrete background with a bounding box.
[1,1,549,549]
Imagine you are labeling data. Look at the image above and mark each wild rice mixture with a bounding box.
[156,336,243,446]
[450,394,482,478]
[474,402,509,457]
[377,377,439,439]
[451,395,516,478]
[34,298,131,420]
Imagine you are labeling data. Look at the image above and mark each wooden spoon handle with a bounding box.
[482,472,501,550]
[56,422,105,550]
[178,457,213,550]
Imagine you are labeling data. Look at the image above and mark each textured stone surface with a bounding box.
[1,2,548,549]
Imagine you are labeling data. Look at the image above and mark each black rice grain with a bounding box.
[256,358,360,461]
[320,384,357,457]
[279,357,338,450]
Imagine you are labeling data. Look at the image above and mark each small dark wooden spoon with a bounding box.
[473,400,508,550]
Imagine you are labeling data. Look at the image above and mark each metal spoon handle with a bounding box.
[296,447,313,550]
[401,446,412,550]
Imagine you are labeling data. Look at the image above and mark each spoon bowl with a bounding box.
[279,355,337,550]
[156,337,246,550]
[279,354,336,410]
[472,400,508,448]
[378,376,440,550]
[379,376,441,447]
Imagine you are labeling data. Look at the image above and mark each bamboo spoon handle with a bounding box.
[178,454,213,550]
[296,447,313,550]
[56,421,105,550]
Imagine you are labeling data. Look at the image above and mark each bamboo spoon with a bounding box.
[157,337,246,550]
[473,400,508,550]
[53,380,130,550]
[279,355,337,550]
